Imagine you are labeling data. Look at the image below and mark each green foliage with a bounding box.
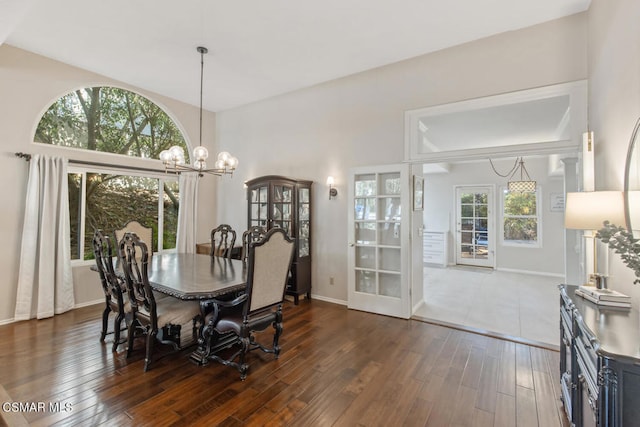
[35,87,187,159]
[503,191,538,241]
[597,221,640,284]
[37,86,185,260]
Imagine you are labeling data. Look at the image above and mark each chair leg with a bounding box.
[272,320,283,358]
[126,318,137,358]
[100,305,110,342]
[238,337,250,381]
[144,328,156,372]
[112,313,123,352]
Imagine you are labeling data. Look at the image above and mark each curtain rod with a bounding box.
[15,152,175,175]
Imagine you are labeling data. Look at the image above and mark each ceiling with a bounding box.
[3,0,590,112]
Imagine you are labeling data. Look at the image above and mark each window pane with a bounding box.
[68,172,178,260]
[504,191,537,216]
[163,180,179,250]
[68,173,83,260]
[504,218,538,241]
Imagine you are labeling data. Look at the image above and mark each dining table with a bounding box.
[147,252,246,300]
[146,252,248,365]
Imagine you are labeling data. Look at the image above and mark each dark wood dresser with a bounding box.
[559,284,640,426]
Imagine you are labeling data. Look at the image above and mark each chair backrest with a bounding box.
[92,230,125,306]
[115,221,153,254]
[118,232,157,323]
[210,224,237,258]
[241,226,267,263]
[245,228,295,314]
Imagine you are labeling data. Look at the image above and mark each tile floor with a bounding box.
[413,265,561,349]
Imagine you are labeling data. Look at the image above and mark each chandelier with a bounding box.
[159,46,238,177]
[507,157,536,192]
[489,157,536,192]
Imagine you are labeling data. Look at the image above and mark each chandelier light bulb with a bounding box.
[217,151,231,163]
[159,150,172,164]
[193,146,208,161]
[227,156,239,170]
[169,145,184,160]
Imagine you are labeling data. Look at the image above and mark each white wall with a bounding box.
[215,13,587,303]
[0,45,220,323]
[588,0,640,301]
[423,157,566,275]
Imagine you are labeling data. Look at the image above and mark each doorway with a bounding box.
[455,185,494,268]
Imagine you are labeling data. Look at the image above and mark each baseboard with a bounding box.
[309,294,347,306]
[495,267,564,278]
[0,299,104,325]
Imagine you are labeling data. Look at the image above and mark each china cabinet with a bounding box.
[245,175,312,304]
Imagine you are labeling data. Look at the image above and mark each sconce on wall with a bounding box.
[327,176,338,200]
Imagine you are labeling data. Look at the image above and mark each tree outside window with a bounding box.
[35,86,187,260]
[503,189,540,245]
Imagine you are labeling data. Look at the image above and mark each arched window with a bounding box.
[35,87,188,261]
[35,86,188,159]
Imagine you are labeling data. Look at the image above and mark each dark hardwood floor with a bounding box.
[0,299,568,426]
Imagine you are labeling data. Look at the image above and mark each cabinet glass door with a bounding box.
[298,187,310,257]
[271,184,293,235]
[249,185,269,228]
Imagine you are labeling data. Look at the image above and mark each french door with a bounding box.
[455,186,494,268]
[348,164,411,319]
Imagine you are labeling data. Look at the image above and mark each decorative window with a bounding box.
[35,86,188,158]
[35,87,187,261]
[502,188,541,247]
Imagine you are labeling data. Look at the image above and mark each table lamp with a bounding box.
[564,191,626,286]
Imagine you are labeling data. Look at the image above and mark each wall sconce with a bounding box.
[326,176,338,200]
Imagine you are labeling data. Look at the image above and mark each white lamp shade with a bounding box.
[565,191,626,230]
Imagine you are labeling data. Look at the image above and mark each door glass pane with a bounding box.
[355,270,376,294]
[355,197,376,220]
[379,248,400,272]
[379,173,401,195]
[259,186,267,202]
[356,247,376,269]
[379,273,401,298]
[355,174,376,196]
[379,223,401,246]
[356,222,376,244]
[379,197,401,221]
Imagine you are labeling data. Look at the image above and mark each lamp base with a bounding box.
[588,273,607,289]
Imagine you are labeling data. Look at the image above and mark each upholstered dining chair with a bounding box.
[240,226,266,263]
[92,230,129,352]
[199,227,294,380]
[118,232,202,371]
[210,224,237,258]
[115,220,153,255]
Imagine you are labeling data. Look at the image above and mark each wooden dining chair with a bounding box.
[92,230,129,352]
[198,227,294,380]
[240,226,266,263]
[118,232,202,371]
[210,224,237,258]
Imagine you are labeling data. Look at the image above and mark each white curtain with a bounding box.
[15,155,74,320]
[176,173,199,253]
